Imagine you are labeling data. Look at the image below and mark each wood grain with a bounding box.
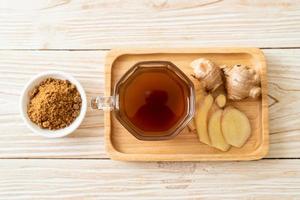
[105,48,269,161]
[0,159,299,199]
[0,51,107,158]
[1,0,300,49]
[0,0,299,198]
[266,49,300,158]
[0,49,299,158]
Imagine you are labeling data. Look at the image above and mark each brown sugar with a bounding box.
[27,78,82,130]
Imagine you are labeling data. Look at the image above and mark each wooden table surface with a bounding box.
[1,0,300,199]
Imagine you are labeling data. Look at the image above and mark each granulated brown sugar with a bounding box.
[27,78,82,130]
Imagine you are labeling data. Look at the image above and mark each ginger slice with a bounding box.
[221,107,251,147]
[215,94,226,108]
[208,109,231,151]
[194,94,214,145]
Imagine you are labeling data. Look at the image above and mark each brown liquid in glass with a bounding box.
[119,67,189,136]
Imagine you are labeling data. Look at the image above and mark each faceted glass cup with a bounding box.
[91,61,195,141]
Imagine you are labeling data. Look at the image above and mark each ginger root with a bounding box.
[190,58,223,92]
[194,94,214,145]
[222,64,261,100]
[221,107,251,147]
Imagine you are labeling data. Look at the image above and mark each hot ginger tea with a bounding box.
[118,66,191,138]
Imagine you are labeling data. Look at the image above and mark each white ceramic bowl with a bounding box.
[20,71,87,138]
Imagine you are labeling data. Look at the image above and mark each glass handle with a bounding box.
[91,96,114,111]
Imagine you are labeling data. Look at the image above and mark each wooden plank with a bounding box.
[1,0,300,49]
[0,49,299,158]
[266,49,300,158]
[0,159,299,199]
[0,51,107,158]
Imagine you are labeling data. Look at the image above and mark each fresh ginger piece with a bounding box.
[221,107,251,147]
[194,94,214,145]
[191,58,223,92]
[208,109,231,151]
[223,64,261,100]
[215,94,226,108]
[187,120,196,132]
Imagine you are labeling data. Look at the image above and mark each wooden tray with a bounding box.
[104,48,269,161]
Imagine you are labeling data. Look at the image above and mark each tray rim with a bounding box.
[104,47,269,161]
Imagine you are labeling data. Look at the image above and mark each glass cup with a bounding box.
[91,61,195,141]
